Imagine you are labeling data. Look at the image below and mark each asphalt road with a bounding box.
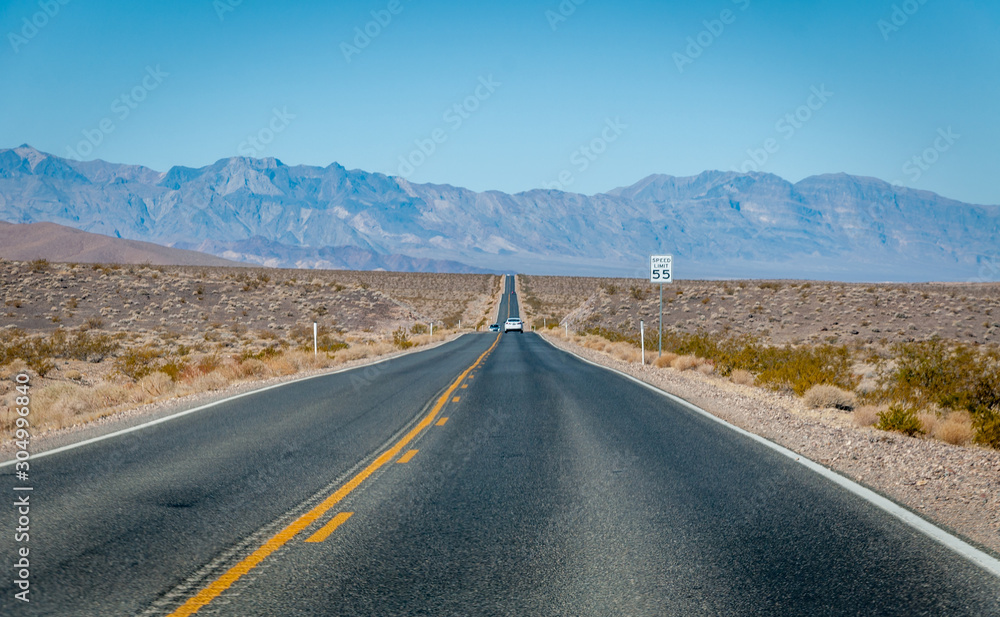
[494,273,518,323]
[4,274,1000,615]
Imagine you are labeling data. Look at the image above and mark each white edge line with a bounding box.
[1,334,466,469]
[539,334,1000,580]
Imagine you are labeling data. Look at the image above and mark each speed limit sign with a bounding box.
[650,255,673,283]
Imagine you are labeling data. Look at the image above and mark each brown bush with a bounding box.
[671,355,700,371]
[853,405,882,427]
[730,369,755,386]
[32,383,92,428]
[803,384,857,411]
[653,352,678,368]
[190,371,228,391]
[139,372,174,397]
[917,411,939,436]
[934,411,973,446]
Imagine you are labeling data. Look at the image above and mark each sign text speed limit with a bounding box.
[650,255,673,283]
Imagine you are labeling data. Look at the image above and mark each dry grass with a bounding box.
[730,369,755,386]
[853,405,883,427]
[934,411,974,446]
[803,384,858,411]
[917,411,939,437]
[671,355,701,371]
[612,345,639,363]
[653,352,678,368]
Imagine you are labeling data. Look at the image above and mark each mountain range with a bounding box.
[1,145,997,281]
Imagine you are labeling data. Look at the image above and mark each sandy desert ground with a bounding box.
[0,259,500,435]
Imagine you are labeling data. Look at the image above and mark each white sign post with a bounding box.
[640,320,645,366]
[650,255,674,358]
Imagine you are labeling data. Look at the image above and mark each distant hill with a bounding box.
[1,145,997,281]
[0,221,245,267]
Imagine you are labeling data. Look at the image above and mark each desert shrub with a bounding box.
[158,359,188,382]
[316,335,349,354]
[238,358,270,379]
[875,339,990,410]
[63,331,120,362]
[393,328,413,350]
[441,312,464,329]
[240,347,283,362]
[28,258,50,272]
[113,346,161,381]
[730,369,755,386]
[139,372,174,397]
[874,339,1000,448]
[195,354,222,375]
[410,323,429,335]
[672,355,700,371]
[751,345,857,395]
[285,324,347,353]
[653,353,677,368]
[584,326,856,394]
[1,329,119,367]
[876,404,924,437]
[972,406,1000,449]
[935,411,973,446]
[0,330,41,368]
[614,346,639,363]
[853,405,881,427]
[27,355,55,377]
[917,411,939,436]
[32,382,92,427]
[191,371,228,391]
[803,385,857,411]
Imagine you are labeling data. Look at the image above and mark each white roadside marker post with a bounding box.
[313,322,317,356]
[430,322,433,336]
[640,320,645,365]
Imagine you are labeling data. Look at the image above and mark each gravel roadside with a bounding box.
[540,331,1000,558]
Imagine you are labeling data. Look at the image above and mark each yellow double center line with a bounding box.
[168,333,502,616]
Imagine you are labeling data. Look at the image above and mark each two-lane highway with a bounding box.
[4,274,1000,615]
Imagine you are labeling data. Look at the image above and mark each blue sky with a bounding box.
[2,0,998,204]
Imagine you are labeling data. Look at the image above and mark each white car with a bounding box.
[503,318,523,333]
